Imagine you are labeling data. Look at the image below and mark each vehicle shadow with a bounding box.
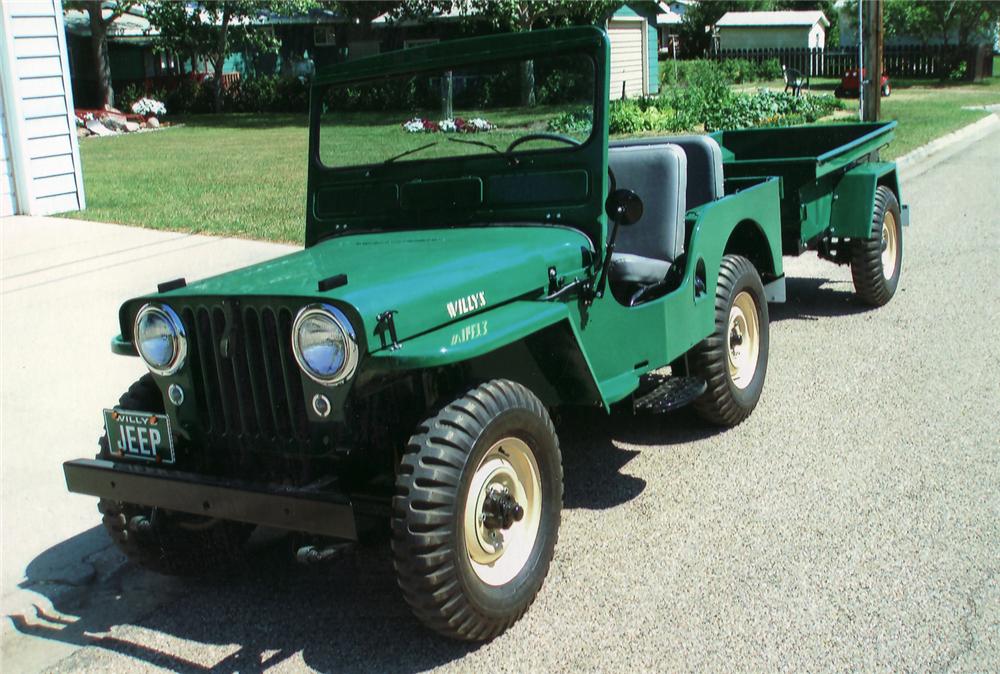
[9,407,719,671]
[770,275,873,322]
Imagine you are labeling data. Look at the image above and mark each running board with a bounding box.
[633,376,707,414]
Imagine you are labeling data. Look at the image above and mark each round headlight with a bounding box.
[134,304,187,376]
[292,304,358,386]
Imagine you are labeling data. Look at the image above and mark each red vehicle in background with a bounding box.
[835,69,891,98]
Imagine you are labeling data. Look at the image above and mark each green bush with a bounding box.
[659,57,788,89]
[164,78,214,114]
[547,107,593,134]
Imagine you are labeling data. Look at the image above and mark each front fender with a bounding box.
[368,300,603,407]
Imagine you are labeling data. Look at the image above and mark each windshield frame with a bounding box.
[305,27,610,251]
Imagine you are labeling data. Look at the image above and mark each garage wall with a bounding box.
[0,0,85,216]
[608,4,659,99]
[0,80,15,217]
[609,17,646,99]
[718,26,814,51]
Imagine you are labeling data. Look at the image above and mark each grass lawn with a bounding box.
[66,74,1000,242]
[67,107,582,242]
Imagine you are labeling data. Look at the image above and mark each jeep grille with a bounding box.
[181,303,309,451]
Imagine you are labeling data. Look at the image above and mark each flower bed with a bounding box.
[402,117,495,133]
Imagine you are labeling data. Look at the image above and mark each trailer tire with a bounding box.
[392,380,562,641]
[850,185,902,307]
[689,255,769,427]
[97,375,252,577]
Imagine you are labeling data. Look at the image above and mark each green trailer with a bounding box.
[62,27,907,641]
[712,122,908,306]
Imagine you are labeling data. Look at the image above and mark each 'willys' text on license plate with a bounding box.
[103,409,175,464]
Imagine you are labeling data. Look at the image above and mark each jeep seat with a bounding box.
[607,143,688,284]
[611,134,724,209]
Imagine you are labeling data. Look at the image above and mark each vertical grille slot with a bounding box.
[182,301,309,451]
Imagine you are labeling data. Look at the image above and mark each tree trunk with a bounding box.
[212,7,233,113]
[519,60,536,107]
[517,7,536,107]
[86,2,114,108]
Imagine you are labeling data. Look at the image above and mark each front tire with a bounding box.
[689,255,770,427]
[850,185,902,307]
[98,375,252,576]
[392,380,563,641]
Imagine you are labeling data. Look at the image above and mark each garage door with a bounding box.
[0,79,15,217]
[608,19,647,100]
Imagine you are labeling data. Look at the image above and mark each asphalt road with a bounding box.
[3,125,998,673]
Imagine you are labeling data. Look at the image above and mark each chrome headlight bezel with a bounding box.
[291,303,359,386]
[133,303,187,376]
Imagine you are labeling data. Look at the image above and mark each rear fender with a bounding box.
[829,163,900,239]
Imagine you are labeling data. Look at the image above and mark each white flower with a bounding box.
[438,119,457,133]
[403,118,426,133]
[131,98,166,117]
[467,117,494,131]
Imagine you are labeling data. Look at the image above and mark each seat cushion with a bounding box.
[608,143,687,263]
[611,135,723,209]
[609,253,672,284]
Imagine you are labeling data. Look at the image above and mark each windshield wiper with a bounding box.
[446,136,504,156]
[383,141,439,165]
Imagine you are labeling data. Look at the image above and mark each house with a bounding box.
[715,11,829,51]
[607,3,661,99]
[0,0,85,217]
[654,0,694,57]
[63,6,350,106]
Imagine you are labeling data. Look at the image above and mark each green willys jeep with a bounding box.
[64,27,907,641]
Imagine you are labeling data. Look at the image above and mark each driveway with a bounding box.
[2,125,998,672]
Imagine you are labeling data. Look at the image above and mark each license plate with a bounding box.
[103,409,175,464]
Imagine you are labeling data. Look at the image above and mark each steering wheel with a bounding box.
[506,133,582,153]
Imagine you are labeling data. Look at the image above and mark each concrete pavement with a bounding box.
[2,124,999,671]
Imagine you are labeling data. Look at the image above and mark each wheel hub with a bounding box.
[727,291,761,390]
[463,438,541,586]
[481,486,524,531]
[880,210,898,281]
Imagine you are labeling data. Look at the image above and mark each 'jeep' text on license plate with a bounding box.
[103,409,175,463]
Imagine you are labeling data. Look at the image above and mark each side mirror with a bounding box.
[605,189,643,226]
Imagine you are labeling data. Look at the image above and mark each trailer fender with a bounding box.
[829,163,900,239]
[368,300,603,407]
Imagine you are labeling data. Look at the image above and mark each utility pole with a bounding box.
[862,0,883,122]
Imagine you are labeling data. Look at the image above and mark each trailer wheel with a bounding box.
[392,380,562,641]
[689,255,769,427]
[850,185,902,307]
[97,375,252,576]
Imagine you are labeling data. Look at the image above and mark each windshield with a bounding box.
[319,52,595,168]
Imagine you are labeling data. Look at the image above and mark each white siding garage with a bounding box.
[0,0,85,217]
[1,87,16,217]
[608,17,648,100]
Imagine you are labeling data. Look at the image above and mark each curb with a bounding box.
[896,112,999,178]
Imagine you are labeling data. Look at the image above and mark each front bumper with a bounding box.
[63,459,358,540]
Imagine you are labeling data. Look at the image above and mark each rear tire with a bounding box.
[881,83,891,97]
[689,255,769,427]
[392,380,562,641]
[850,185,902,307]
[98,375,252,576]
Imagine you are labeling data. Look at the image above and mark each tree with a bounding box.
[65,1,136,109]
[467,0,616,105]
[843,0,1000,77]
[146,1,314,113]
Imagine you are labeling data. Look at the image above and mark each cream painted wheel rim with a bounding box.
[881,210,898,281]
[463,437,541,586]
[728,291,760,390]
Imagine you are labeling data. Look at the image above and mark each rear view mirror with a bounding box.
[605,189,643,226]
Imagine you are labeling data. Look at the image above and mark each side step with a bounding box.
[633,376,707,414]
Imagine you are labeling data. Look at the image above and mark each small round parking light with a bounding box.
[168,383,185,407]
[312,394,332,418]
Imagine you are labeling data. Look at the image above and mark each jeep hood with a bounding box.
[153,226,593,351]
